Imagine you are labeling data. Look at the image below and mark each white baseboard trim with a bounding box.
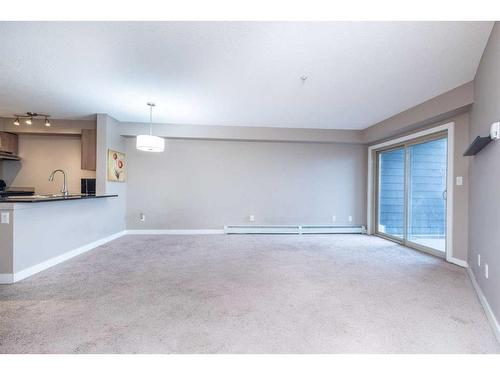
[4,230,127,284]
[467,267,500,343]
[126,229,224,235]
[447,256,468,268]
[224,224,366,235]
[0,274,14,284]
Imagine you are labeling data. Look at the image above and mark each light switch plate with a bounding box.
[1,212,10,224]
[456,176,463,186]
[490,122,500,140]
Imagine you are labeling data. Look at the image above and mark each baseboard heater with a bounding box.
[224,225,366,235]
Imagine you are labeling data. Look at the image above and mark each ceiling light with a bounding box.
[136,102,165,153]
[12,112,51,127]
[137,134,165,152]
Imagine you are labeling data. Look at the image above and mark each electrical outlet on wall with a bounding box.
[332,215,336,223]
[1,212,9,224]
[249,215,255,222]
[348,216,353,222]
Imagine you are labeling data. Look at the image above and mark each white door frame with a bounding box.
[367,122,461,266]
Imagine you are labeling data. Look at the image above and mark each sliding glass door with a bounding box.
[406,138,447,252]
[375,134,448,256]
[377,147,405,240]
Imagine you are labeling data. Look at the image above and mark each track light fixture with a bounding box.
[12,112,50,127]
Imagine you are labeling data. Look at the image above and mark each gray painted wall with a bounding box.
[119,121,363,144]
[0,118,3,178]
[469,22,500,320]
[1,133,95,195]
[362,81,473,144]
[451,113,471,262]
[126,138,367,229]
[0,117,97,192]
[96,114,127,231]
[0,205,14,274]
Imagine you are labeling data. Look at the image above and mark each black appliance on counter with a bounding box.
[81,178,96,195]
[0,179,35,197]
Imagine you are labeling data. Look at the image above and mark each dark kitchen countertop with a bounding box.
[0,194,118,203]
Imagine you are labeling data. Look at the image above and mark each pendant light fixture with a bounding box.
[136,102,165,152]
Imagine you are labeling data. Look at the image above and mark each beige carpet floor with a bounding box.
[0,234,498,353]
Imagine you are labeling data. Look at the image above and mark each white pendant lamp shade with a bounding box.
[136,134,165,152]
[136,102,165,152]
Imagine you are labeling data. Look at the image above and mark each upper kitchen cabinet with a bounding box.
[81,129,97,171]
[0,132,19,160]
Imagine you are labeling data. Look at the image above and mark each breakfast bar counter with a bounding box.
[0,194,118,204]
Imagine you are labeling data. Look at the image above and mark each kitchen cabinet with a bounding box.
[81,129,96,171]
[0,132,18,155]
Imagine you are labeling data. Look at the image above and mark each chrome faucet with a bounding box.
[48,169,69,196]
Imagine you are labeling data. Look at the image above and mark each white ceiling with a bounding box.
[0,22,493,129]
